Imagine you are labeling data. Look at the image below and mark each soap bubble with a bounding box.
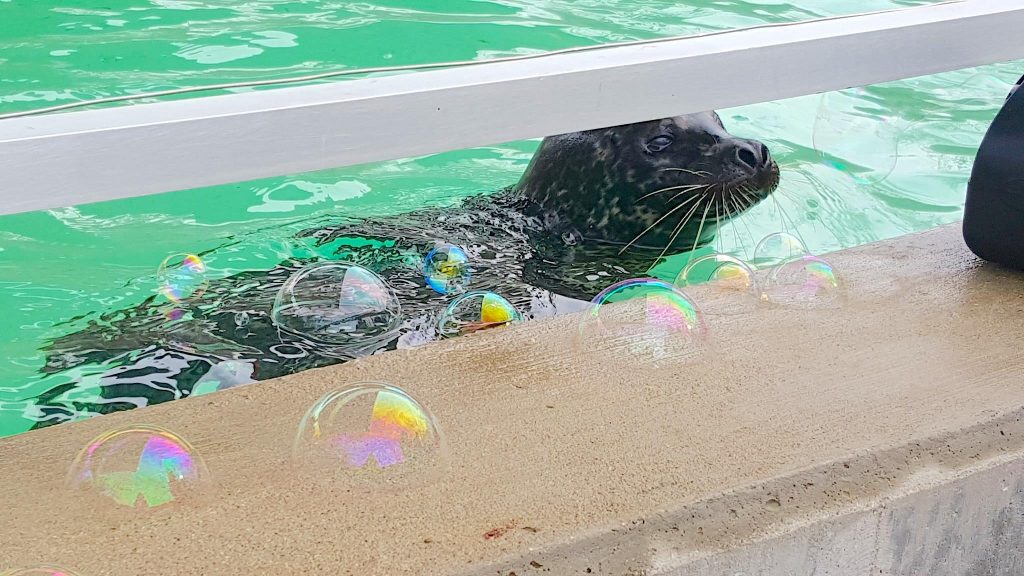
[877,74,1013,195]
[271,262,402,353]
[577,278,707,363]
[752,232,808,268]
[423,243,471,295]
[764,255,842,309]
[163,307,187,322]
[292,383,446,490]
[190,359,257,397]
[813,88,901,185]
[938,72,1016,111]
[886,116,994,194]
[675,254,761,316]
[437,291,522,338]
[1,568,83,576]
[157,253,208,303]
[66,425,211,510]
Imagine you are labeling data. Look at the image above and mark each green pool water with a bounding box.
[0,0,1021,438]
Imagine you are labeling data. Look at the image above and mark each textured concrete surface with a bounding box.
[656,452,1024,576]
[472,410,1024,576]
[1,223,1023,575]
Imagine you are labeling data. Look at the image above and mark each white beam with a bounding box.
[1,0,1023,216]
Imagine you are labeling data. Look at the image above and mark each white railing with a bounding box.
[0,0,1023,216]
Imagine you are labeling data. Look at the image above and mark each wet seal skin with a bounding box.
[517,112,779,254]
[36,112,779,427]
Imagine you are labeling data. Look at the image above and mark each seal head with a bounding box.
[514,112,780,252]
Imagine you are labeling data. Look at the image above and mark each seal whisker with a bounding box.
[659,193,709,262]
[687,201,715,258]
[655,199,703,264]
[722,197,744,251]
[720,201,737,253]
[659,168,713,178]
[713,202,728,253]
[737,187,758,211]
[774,167,810,182]
[774,188,806,210]
[667,183,714,204]
[730,195,759,255]
[636,183,708,203]
[775,187,829,238]
[617,192,707,255]
[770,194,789,234]
[678,193,709,228]
[733,194,757,249]
[772,194,807,247]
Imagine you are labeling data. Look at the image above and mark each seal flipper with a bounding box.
[963,73,1024,269]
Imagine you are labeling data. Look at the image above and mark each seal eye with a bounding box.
[647,135,674,153]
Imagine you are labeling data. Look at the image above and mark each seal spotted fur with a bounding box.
[34,112,779,427]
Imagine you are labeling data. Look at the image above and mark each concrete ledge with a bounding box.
[686,450,1024,575]
[471,406,1024,575]
[2,223,1024,575]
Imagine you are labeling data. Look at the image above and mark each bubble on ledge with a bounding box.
[437,291,522,338]
[752,232,808,269]
[292,383,447,491]
[675,254,761,316]
[576,278,708,365]
[66,425,211,511]
[764,255,843,309]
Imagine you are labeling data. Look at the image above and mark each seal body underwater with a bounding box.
[33,112,779,427]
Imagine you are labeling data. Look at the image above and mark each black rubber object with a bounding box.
[962,73,1024,269]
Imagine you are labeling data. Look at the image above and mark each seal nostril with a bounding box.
[737,147,758,171]
[759,143,772,167]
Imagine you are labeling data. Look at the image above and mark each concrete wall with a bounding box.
[681,454,1024,576]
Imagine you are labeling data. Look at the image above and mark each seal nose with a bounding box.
[758,143,772,167]
[732,140,770,172]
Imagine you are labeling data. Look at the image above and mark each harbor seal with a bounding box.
[32,112,779,427]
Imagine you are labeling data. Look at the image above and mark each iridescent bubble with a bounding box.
[423,243,471,295]
[752,232,809,268]
[813,88,901,185]
[292,383,446,490]
[271,262,402,353]
[1,567,83,576]
[66,425,211,510]
[437,291,522,338]
[675,254,761,315]
[163,307,187,322]
[764,255,842,309]
[157,253,208,303]
[577,278,707,363]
